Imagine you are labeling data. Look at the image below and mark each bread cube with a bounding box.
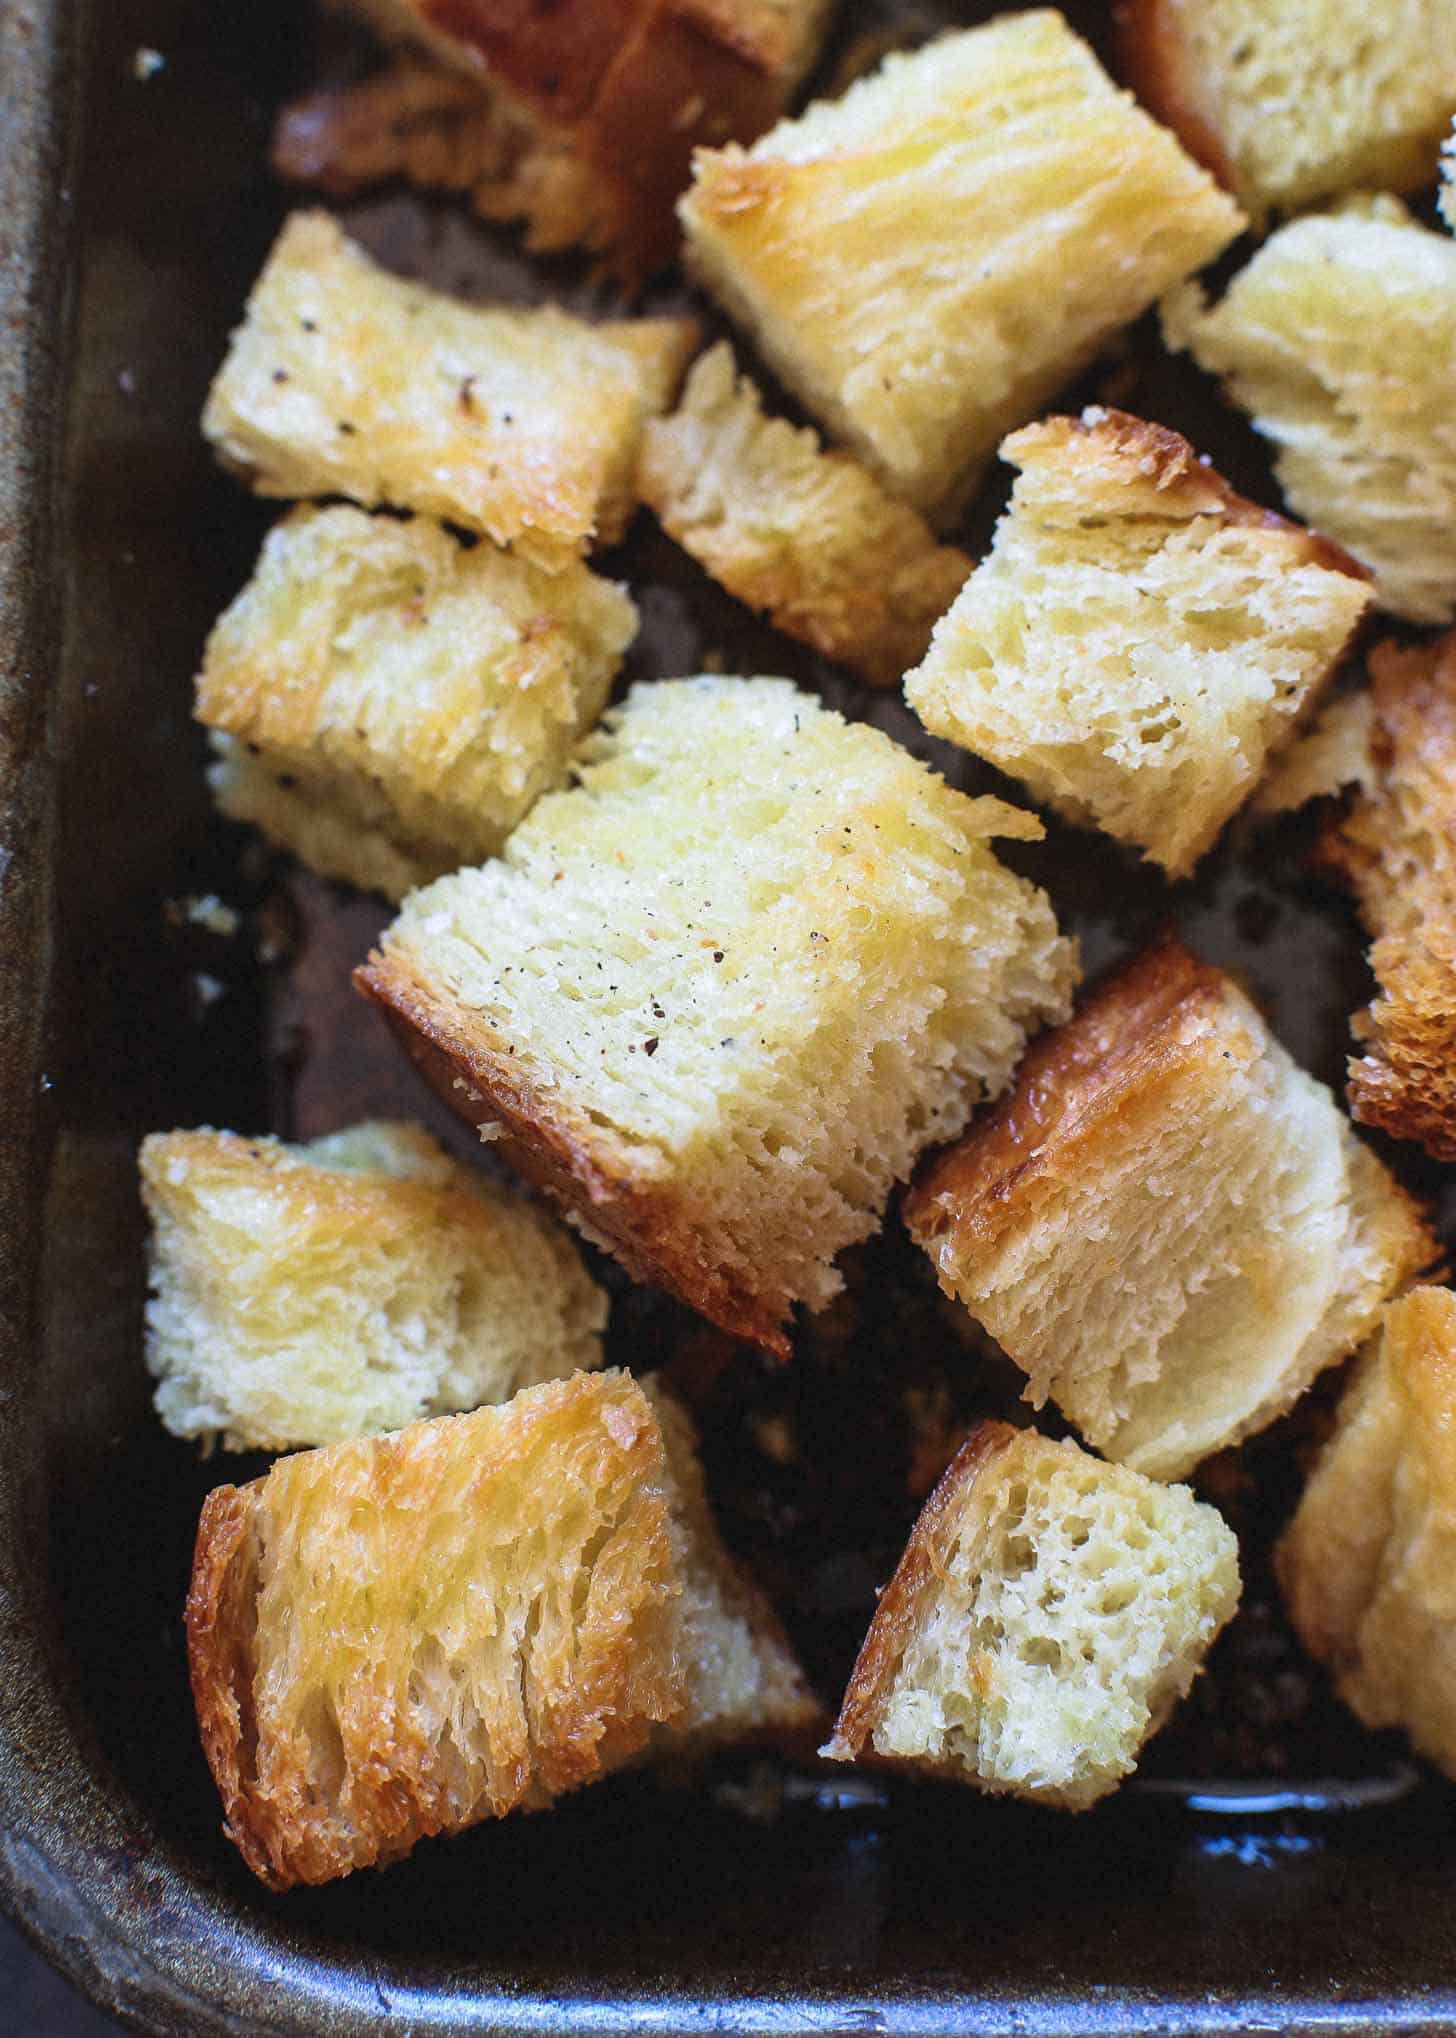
[1319,634,1456,1160]
[187,1369,817,1886]
[356,676,1077,1355]
[1166,202,1456,624]
[201,211,699,566]
[905,407,1371,876]
[1118,0,1456,217]
[905,939,1434,1482]
[679,10,1244,522]
[639,343,971,687]
[1278,1287,1456,1781]
[277,0,833,284]
[197,505,635,900]
[823,1422,1240,1810]
[141,1120,607,1451]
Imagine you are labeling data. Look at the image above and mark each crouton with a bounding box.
[186,1369,817,1886]
[196,505,635,900]
[1117,0,1456,218]
[904,407,1371,876]
[1278,1287,1456,1781]
[277,0,834,285]
[1166,201,1456,624]
[356,676,1077,1356]
[678,11,1244,522]
[823,1422,1240,1809]
[638,343,971,687]
[140,1121,608,1451]
[200,211,699,566]
[904,940,1434,1483]
[1251,690,1377,817]
[1319,634,1456,1160]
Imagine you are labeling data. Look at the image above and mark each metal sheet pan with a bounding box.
[3,0,1455,2029]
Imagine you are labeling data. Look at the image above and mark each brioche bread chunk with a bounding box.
[278,0,833,285]
[1166,203,1456,624]
[1318,635,1456,1160]
[357,677,1077,1354]
[638,344,971,688]
[1117,0,1456,218]
[823,1422,1240,1809]
[187,1369,818,1886]
[201,211,698,566]
[905,941,1434,1483]
[679,11,1244,522]
[197,505,635,900]
[1252,690,1377,817]
[141,1121,607,1451]
[904,408,1371,876]
[1278,1287,1456,1780]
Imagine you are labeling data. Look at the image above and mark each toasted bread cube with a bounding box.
[823,1422,1240,1810]
[678,11,1244,522]
[356,676,1077,1355]
[1317,635,1456,1160]
[905,940,1434,1483]
[140,1121,608,1451]
[196,505,635,900]
[1278,1287,1456,1780]
[186,1370,817,1886]
[638,344,971,688]
[277,0,833,284]
[201,211,698,566]
[1166,202,1456,624]
[905,407,1371,876]
[1117,0,1456,218]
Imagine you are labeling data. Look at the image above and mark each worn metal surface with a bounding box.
[3,1,1456,2031]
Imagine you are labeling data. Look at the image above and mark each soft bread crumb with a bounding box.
[824,1422,1240,1809]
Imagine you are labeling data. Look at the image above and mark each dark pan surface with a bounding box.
[4,0,1456,2030]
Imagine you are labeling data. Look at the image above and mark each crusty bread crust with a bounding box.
[185,1373,685,1889]
[1114,2,1239,193]
[292,0,831,284]
[905,940,1228,1264]
[354,951,795,1357]
[826,1421,1015,1766]
[1322,633,1456,1159]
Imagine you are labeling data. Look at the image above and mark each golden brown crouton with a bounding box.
[140,1121,608,1451]
[1320,633,1456,1161]
[679,11,1243,522]
[1165,201,1456,624]
[186,1369,818,1887]
[1117,0,1456,217]
[904,407,1371,875]
[356,676,1076,1356]
[823,1422,1240,1809]
[201,211,698,567]
[197,505,635,899]
[904,940,1434,1482]
[638,343,970,687]
[277,0,835,285]
[1278,1287,1456,1780]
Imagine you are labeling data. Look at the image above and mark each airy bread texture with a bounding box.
[187,1370,817,1886]
[197,505,635,900]
[201,211,698,567]
[1278,1287,1456,1781]
[1320,634,1456,1160]
[141,1121,607,1451]
[678,10,1244,522]
[823,1422,1240,1810]
[904,408,1371,877]
[1166,201,1456,625]
[1117,0,1456,217]
[638,343,971,688]
[277,0,833,284]
[357,676,1077,1355]
[904,940,1434,1483]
